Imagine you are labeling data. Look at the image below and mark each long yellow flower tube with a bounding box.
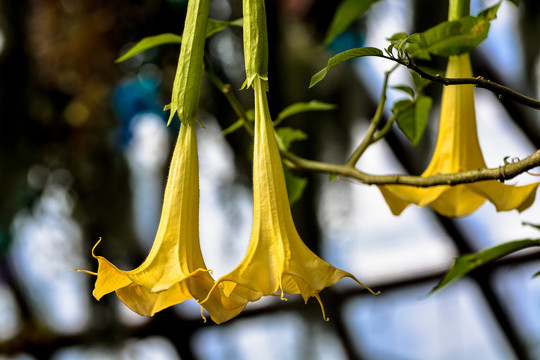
[78,123,247,323]
[203,77,379,319]
[78,0,250,324]
[379,54,538,217]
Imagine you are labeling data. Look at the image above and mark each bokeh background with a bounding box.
[2,0,540,359]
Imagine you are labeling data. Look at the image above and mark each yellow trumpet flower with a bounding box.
[379,53,538,217]
[203,77,378,319]
[78,123,247,323]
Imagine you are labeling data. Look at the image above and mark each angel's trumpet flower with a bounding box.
[379,54,538,217]
[77,0,248,323]
[203,77,378,319]
[78,123,247,323]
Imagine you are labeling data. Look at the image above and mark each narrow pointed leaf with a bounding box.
[221,120,244,136]
[276,127,308,150]
[430,239,540,294]
[222,109,254,136]
[309,47,384,88]
[283,165,308,206]
[116,33,182,63]
[275,101,336,125]
[391,85,415,98]
[206,18,243,37]
[323,0,380,45]
[116,19,243,63]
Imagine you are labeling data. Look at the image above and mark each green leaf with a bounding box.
[394,95,432,146]
[507,0,519,5]
[477,1,501,20]
[324,0,380,45]
[391,85,415,98]
[221,120,243,136]
[309,47,384,88]
[115,19,242,63]
[206,18,243,37]
[283,165,308,206]
[116,33,183,63]
[407,2,501,58]
[393,99,411,111]
[275,100,336,125]
[410,70,432,90]
[387,32,408,42]
[387,32,409,52]
[430,239,540,294]
[276,127,308,150]
[221,109,254,136]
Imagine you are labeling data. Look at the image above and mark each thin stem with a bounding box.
[281,147,540,187]
[370,53,540,110]
[207,54,540,188]
[405,59,540,110]
[346,64,398,167]
[205,66,254,136]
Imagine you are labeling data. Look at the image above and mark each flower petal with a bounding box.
[470,181,538,213]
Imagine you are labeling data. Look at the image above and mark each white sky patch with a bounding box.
[193,312,347,360]
[197,114,252,279]
[493,261,540,359]
[355,0,413,109]
[0,284,22,342]
[475,0,524,87]
[345,280,515,360]
[10,170,90,335]
[51,336,180,360]
[125,112,170,248]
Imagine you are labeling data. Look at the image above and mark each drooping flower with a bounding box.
[76,0,249,323]
[203,77,379,319]
[379,54,538,217]
[77,123,248,323]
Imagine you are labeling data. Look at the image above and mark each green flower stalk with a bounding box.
[241,0,268,89]
[166,0,209,125]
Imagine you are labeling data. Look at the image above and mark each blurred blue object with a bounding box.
[328,29,365,55]
[112,75,165,149]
